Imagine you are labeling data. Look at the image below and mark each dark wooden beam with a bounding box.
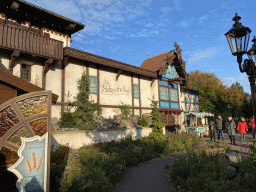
[42,58,53,89]
[66,23,75,30]
[116,69,122,81]
[61,56,69,114]
[9,50,20,72]
[151,78,155,87]
[10,2,19,10]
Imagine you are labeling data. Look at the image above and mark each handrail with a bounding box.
[0,23,63,60]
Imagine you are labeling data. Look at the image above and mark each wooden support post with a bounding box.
[61,56,69,114]
[116,69,122,81]
[9,50,20,72]
[42,58,53,89]
[151,78,155,87]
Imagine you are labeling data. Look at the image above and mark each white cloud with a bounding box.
[222,73,250,91]
[188,47,216,63]
[130,29,159,38]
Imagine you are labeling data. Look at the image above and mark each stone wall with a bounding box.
[51,127,166,150]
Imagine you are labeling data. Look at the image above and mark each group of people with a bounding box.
[208,114,255,144]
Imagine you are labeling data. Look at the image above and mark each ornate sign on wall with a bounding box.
[101,82,129,95]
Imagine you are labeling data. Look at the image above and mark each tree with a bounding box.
[148,95,166,139]
[71,69,102,130]
[185,70,226,113]
[184,70,251,118]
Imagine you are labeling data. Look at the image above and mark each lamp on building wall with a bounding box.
[225,13,256,121]
[227,103,233,117]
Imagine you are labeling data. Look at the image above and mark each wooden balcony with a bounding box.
[0,23,63,60]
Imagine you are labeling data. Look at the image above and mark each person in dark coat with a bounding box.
[225,117,236,145]
[209,121,216,141]
[215,114,225,141]
[237,117,248,142]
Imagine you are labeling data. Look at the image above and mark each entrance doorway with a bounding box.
[161,113,175,135]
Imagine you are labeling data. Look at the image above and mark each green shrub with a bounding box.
[137,117,149,127]
[170,152,229,191]
[71,69,102,130]
[51,145,70,165]
[59,111,75,128]
[119,102,131,119]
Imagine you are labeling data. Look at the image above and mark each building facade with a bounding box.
[0,1,206,132]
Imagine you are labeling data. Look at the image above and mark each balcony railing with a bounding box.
[0,23,63,60]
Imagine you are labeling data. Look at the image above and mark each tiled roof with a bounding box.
[64,47,158,78]
[140,50,175,71]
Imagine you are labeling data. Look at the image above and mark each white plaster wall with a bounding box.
[133,75,139,84]
[101,107,120,119]
[100,70,132,106]
[51,127,154,149]
[12,60,21,78]
[46,61,62,102]
[141,109,151,115]
[140,78,153,108]
[52,105,61,119]
[42,29,70,47]
[152,79,159,103]
[65,62,85,103]
[89,94,97,103]
[0,52,10,70]
[134,99,139,107]
[89,64,98,76]
[134,109,140,116]
[31,64,43,88]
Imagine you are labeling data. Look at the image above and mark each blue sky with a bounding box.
[27,0,256,94]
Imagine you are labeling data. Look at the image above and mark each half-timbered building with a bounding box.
[0,1,208,132]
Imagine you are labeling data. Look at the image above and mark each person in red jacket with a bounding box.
[250,115,255,139]
[237,117,248,142]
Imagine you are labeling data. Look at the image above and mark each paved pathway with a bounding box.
[112,132,255,192]
[112,152,184,192]
[203,131,254,157]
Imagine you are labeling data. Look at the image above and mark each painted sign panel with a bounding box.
[159,87,168,100]
[170,89,178,101]
[89,76,98,94]
[171,102,179,109]
[162,65,179,79]
[8,133,48,192]
[160,101,169,108]
[133,84,139,98]
[159,80,168,87]
[101,82,129,95]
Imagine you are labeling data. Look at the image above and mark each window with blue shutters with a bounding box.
[89,76,98,94]
[133,84,139,98]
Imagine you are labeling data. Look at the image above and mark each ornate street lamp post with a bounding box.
[225,13,256,121]
[228,103,233,117]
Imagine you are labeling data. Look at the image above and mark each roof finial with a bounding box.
[174,42,180,50]
[147,50,149,58]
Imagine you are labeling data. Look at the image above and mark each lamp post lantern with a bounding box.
[225,13,256,122]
